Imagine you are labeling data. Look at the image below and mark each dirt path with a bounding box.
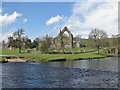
[7,59,27,62]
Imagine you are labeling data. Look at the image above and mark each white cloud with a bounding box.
[46,15,63,26]
[0,28,16,42]
[62,2,118,38]
[23,18,27,22]
[0,9,2,12]
[0,11,22,26]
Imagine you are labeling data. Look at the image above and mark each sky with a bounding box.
[0,1,118,42]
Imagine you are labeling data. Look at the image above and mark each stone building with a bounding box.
[73,35,81,48]
[51,26,81,48]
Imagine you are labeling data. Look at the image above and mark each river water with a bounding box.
[40,56,118,72]
[1,56,119,88]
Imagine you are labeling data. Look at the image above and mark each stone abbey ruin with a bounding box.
[50,26,81,48]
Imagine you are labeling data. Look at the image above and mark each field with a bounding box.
[0,49,116,62]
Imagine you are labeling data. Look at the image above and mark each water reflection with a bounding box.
[40,57,118,71]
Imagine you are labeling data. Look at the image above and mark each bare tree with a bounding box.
[39,35,53,54]
[13,29,25,53]
[88,29,108,54]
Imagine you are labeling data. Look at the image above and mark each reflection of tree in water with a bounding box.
[56,61,74,67]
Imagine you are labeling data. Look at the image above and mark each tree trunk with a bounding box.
[19,44,21,53]
[62,48,65,54]
[97,46,99,55]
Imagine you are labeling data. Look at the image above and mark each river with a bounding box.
[1,56,119,88]
[40,56,118,72]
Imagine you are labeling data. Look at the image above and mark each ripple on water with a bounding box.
[2,57,119,88]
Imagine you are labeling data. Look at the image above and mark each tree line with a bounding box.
[2,28,119,54]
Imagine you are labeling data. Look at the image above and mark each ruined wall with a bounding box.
[53,26,73,48]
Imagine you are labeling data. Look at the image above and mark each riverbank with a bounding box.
[0,50,117,62]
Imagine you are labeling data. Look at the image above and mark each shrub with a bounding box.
[40,42,49,54]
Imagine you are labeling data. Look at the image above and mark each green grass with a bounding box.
[0,57,2,61]
[0,57,5,62]
[1,50,117,62]
[1,50,27,55]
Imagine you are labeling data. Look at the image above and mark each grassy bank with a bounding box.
[0,50,117,62]
[0,57,6,63]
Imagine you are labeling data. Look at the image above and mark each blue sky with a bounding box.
[2,2,74,40]
[1,1,118,41]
